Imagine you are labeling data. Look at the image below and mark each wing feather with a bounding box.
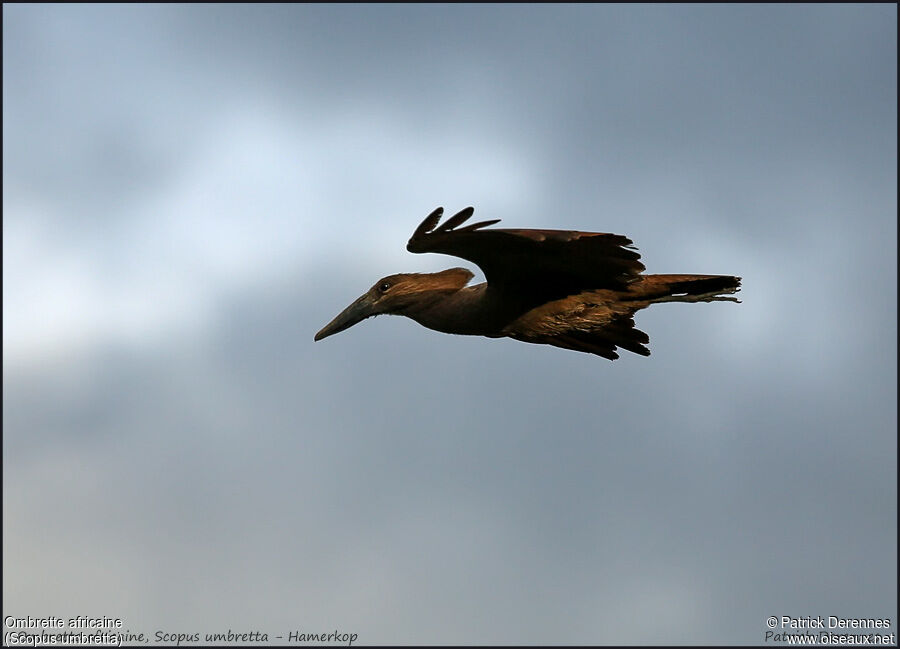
[435,206,475,233]
[456,219,502,232]
[407,206,645,298]
[411,207,444,239]
[508,302,651,360]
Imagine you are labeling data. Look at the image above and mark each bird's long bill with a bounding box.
[314,294,375,341]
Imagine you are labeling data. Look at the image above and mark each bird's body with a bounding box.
[315,207,741,360]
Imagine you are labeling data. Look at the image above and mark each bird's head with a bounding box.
[314,268,474,341]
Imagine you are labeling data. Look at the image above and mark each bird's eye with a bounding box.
[378,281,392,293]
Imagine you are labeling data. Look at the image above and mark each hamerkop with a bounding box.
[315,207,741,360]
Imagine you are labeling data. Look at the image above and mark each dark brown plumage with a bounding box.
[315,207,741,360]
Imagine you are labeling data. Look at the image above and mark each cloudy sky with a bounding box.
[3,4,896,645]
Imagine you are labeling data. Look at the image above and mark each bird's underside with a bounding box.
[315,207,741,360]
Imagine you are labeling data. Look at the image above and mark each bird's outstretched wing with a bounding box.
[407,207,646,299]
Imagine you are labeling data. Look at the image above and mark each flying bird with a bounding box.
[315,207,741,360]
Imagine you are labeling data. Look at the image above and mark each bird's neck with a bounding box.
[403,283,506,336]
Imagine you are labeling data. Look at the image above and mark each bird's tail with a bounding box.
[626,274,742,305]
